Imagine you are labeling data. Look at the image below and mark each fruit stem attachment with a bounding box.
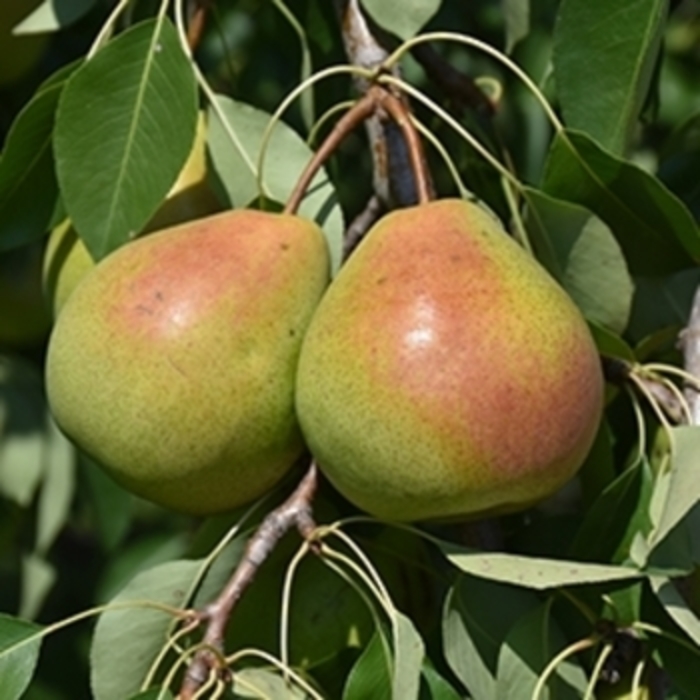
[178,462,319,699]
[284,84,432,215]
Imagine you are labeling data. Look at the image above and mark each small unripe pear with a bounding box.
[46,209,329,515]
[296,198,604,522]
[43,112,220,316]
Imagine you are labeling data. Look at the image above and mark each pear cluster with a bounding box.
[46,195,604,520]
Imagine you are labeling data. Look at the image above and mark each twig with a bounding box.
[186,0,212,53]
[178,463,319,699]
[343,194,384,258]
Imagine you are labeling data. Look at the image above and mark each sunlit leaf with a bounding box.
[391,612,424,700]
[208,95,344,273]
[361,0,441,40]
[651,576,700,647]
[232,668,311,698]
[0,613,43,700]
[54,18,198,260]
[441,545,641,589]
[542,129,700,275]
[20,554,56,621]
[14,0,97,33]
[553,0,667,155]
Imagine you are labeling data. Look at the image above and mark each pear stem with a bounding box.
[178,462,319,699]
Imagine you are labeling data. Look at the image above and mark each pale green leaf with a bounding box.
[391,612,423,700]
[344,629,392,700]
[207,95,343,273]
[502,0,530,53]
[651,576,700,647]
[232,668,311,698]
[361,0,441,40]
[0,613,43,700]
[13,0,97,34]
[20,554,56,621]
[54,18,198,260]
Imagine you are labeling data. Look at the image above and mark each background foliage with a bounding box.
[1,0,700,698]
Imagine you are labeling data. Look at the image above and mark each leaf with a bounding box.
[502,0,530,53]
[647,426,700,552]
[360,0,441,40]
[90,560,201,700]
[0,84,61,251]
[232,668,311,698]
[207,95,344,273]
[14,0,97,33]
[344,629,392,700]
[441,544,641,589]
[553,0,667,155]
[651,576,700,647]
[36,414,76,553]
[391,612,424,700]
[495,603,588,700]
[588,321,636,361]
[525,188,633,333]
[127,690,175,700]
[542,129,700,275]
[54,18,198,260]
[19,554,56,621]
[419,663,462,700]
[0,613,43,700]
[442,575,540,699]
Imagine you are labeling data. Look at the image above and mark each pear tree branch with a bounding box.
[178,462,319,699]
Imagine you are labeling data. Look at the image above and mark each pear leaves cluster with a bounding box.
[45,150,604,521]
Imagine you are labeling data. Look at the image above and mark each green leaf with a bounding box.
[0,613,43,700]
[553,0,667,155]
[588,321,636,361]
[542,129,700,275]
[441,544,641,589]
[344,629,392,700]
[651,576,700,647]
[360,0,441,40]
[90,560,201,700]
[232,668,311,698]
[391,612,424,700]
[419,663,462,700]
[525,188,633,333]
[495,603,588,699]
[127,690,175,700]
[442,575,540,698]
[54,18,198,260]
[207,96,344,273]
[20,554,56,621]
[14,0,97,33]
[647,426,700,552]
[0,84,61,251]
[502,0,530,53]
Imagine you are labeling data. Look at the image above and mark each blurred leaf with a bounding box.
[232,668,311,698]
[14,0,97,33]
[0,358,47,507]
[360,0,441,40]
[208,95,344,273]
[659,112,700,219]
[442,575,540,698]
[502,0,529,53]
[90,560,201,700]
[127,690,174,700]
[344,628,391,700]
[19,554,55,620]
[553,0,667,155]
[54,18,198,260]
[35,415,75,553]
[542,129,700,275]
[0,84,61,251]
[647,426,700,553]
[588,321,636,361]
[0,613,43,700]
[651,576,700,646]
[419,663,462,700]
[441,544,641,589]
[495,602,588,699]
[525,188,633,333]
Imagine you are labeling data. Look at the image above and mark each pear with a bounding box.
[46,209,329,515]
[296,198,604,522]
[43,111,221,316]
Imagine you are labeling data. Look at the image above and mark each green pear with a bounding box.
[43,111,221,316]
[46,209,329,515]
[296,198,604,522]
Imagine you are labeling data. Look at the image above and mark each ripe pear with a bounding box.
[43,111,221,316]
[296,198,604,522]
[46,209,329,515]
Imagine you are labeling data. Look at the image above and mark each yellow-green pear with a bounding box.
[46,209,329,515]
[296,198,604,522]
[43,112,221,316]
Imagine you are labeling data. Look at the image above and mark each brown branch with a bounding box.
[343,194,384,259]
[186,0,212,53]
[178,463,319,699]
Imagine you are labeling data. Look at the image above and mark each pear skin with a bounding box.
[296,198,604,522]
[46,209,329,515]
